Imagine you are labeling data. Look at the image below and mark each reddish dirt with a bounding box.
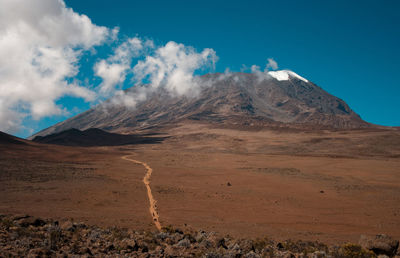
[1,122,399,244]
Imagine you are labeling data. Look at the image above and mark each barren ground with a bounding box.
[1,122,399,244]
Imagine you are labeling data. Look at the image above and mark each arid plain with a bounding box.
[1,122,399,245]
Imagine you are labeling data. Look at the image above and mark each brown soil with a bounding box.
[1,122,399,245]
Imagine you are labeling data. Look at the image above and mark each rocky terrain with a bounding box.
[1,126,400,247]
[1,214,399,257]
[31,72,370,138]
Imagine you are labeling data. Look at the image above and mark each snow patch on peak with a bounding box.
[268,70,309,83]
[267,70,290,81]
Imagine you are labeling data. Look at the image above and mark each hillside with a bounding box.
[32,128,165,146]
[0,131,26,145]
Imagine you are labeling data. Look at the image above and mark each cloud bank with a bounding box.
[95,40,217,109]
[0,0,112,133]
[133,41,217,96]
[94,37,144,96]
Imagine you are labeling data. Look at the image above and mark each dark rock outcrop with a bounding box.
[359,234,399,256]
[32,128,166,146]
[0,131,26,145]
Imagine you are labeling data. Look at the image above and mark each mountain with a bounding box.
[32,128,165,146]
[0,131,26,145]
[31,71,370,138]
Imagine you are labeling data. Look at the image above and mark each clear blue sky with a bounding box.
[17,0,400,137]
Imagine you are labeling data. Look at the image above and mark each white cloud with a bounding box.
[100,40,218,110]
[266,58,278,70]
[94,37,152,96]
[133,41,218,97]
[95,61,129,95]
[250,64,269,82]
[0,0,111,133]
[251,58,280,82]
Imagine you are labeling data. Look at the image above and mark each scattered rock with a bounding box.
[1,214,392,257]
[244,250,261,258]
[28,247,52,257]
[195,230,207,242]
[141,245,148,252]
[106,244,115,252]
[240,239,255,253]
[16,216,46,227]
[359,234,399,256]
[60,220,75,231]
[310,250,327,258]
[227,182,232,186]
[174,228,183,234]
[120,239,138,251]
[199,239,214,249]
[229,243,241,252]
[217,238,228,249]
[164,245,175,256]
[156,232,168,241]
[79,247,93,256]
[177,238,191,248]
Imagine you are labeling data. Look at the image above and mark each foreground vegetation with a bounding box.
[1,214,398,257]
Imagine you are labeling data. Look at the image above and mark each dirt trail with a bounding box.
[122,155,161,231]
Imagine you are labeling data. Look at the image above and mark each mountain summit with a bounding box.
[32,71,369,137]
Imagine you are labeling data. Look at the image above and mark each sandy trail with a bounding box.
[122,155,162,231]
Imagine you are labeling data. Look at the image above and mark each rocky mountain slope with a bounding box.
[32,71,370,138]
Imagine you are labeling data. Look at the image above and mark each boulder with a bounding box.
[216,238,228,249]
[60,220,75,231]
[244,251,261,258]
[176,238,191,248]
[15,216,45,227]
[310,251,327,258]
[195,230,207,242]
[119,239,138,251]
[359,234,399,256]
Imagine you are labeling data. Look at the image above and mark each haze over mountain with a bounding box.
[32,71,369,138]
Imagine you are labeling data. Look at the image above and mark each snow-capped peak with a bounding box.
[268,70,309,83]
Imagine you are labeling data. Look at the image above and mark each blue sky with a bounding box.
[2,0,399,137]
[68,0,399,125]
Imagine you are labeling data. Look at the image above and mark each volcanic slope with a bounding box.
[32,71,370,138]
[32,128,165,146]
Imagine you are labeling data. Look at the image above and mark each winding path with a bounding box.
[122,155,162,231]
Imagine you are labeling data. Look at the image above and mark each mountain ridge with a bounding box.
[31,71,371,138]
